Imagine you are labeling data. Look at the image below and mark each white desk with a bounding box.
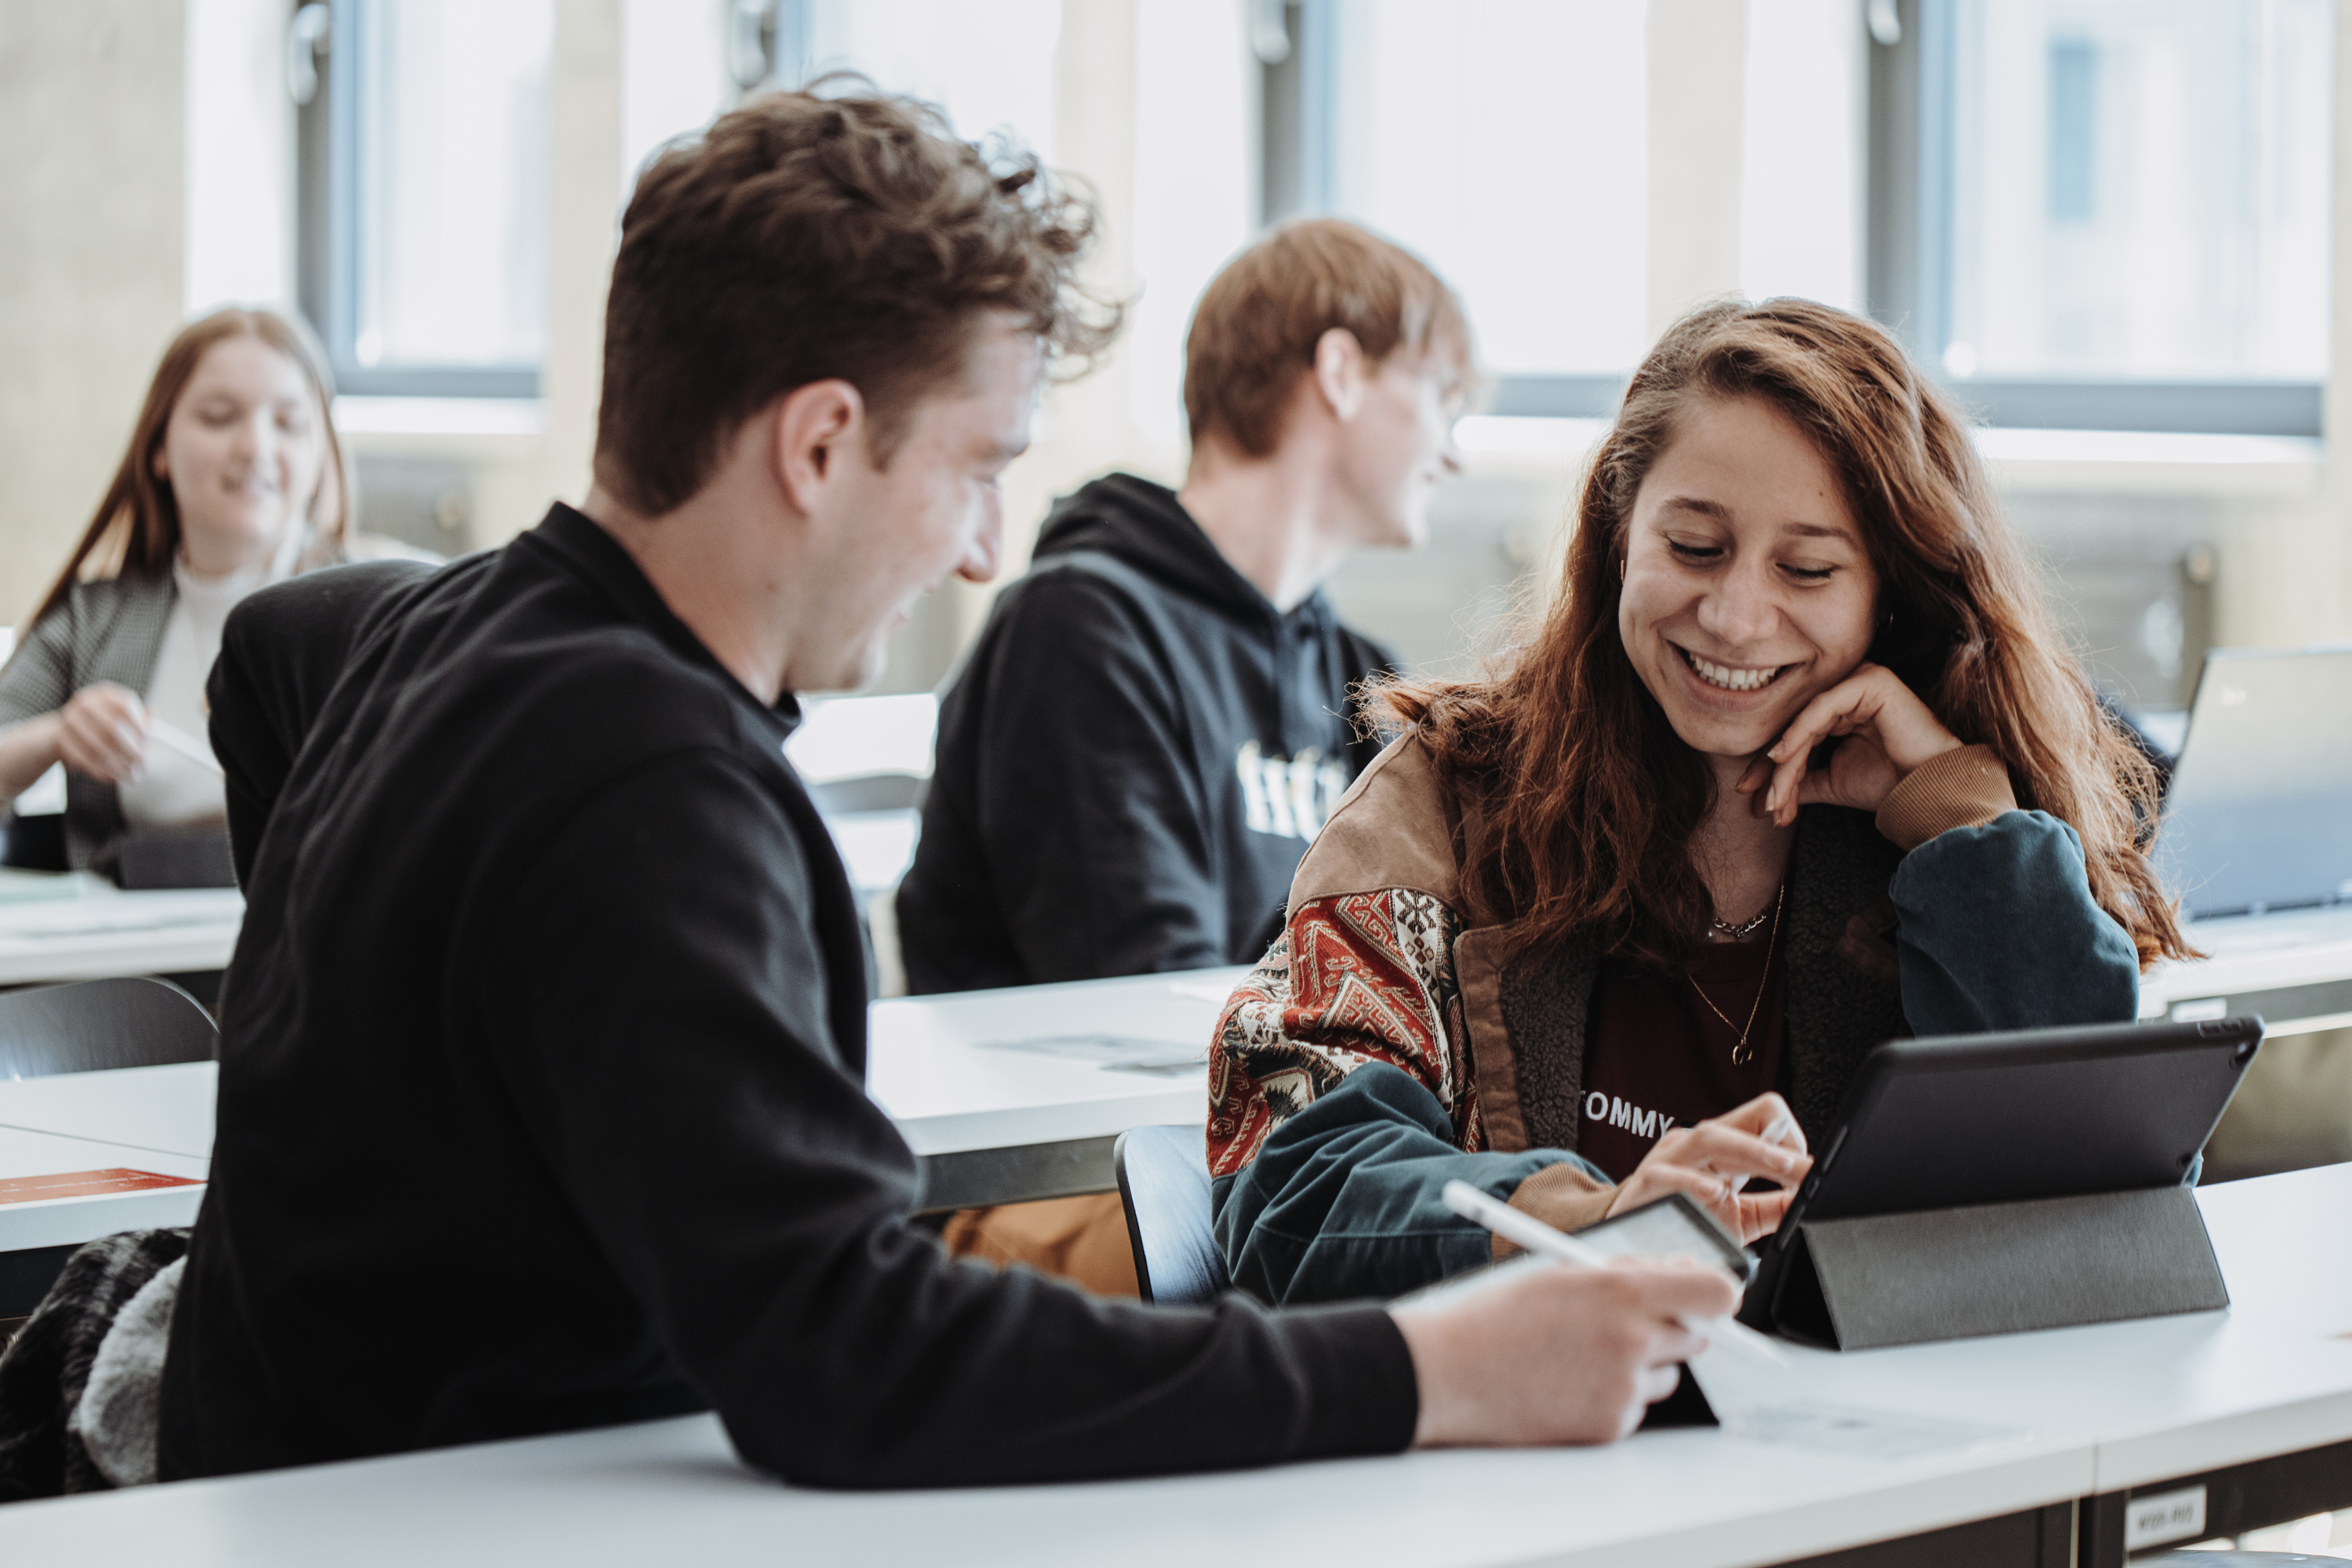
[0,1123,205,1256]
[2,924,2349,1233]
[0,971,1245,1255]
[2142,906,2352,1035]
[0,1064,213,1258]
[869,967,1243,1208]
[4,1163,2348,1566]
[0,881,242,987]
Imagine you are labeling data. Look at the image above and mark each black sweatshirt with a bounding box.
[897,474,1393,994]
[157,505,1418,1486]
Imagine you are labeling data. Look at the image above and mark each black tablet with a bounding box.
[1766,1014,2263,1250]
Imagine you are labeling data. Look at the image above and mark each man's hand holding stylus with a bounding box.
[1391,1261,1738,1446]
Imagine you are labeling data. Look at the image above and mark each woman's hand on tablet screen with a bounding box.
[1737,662,1960,828]
[1606,1091,1812,1244]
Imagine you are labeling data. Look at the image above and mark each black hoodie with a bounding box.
[898,474,1396,994]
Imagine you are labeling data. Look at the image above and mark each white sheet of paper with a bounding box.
[982,1034,1206,1076]
[1719,1399,2020,1460]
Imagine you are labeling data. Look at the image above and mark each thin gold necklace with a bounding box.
[1691,881,1785,1067]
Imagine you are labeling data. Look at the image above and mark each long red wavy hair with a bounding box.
[28,308,350,628]
[1378,298,2189,972]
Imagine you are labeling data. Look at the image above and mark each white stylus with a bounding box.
[146,719,224,777]
[1440,1179,1790,1367]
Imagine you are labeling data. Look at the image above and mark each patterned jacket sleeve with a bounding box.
[0,602,77,731]
[1206,888,1599,1305]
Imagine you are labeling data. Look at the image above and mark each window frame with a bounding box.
[295,0,543,401]
[1254,0,1630,419]
[1866,0,2323,437]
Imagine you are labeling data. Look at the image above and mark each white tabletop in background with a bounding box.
[0,971,1246,1252]
[2142,905,2352,1023]
[0,1061,216,1160]
[0,1067,214,1250]
[0,1122,207,1252]
[8,1166,2350,1567]
[0,974,1243,1170]
[866,967,1244,1155]
[0,882,243,986]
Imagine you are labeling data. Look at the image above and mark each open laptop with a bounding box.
[2153,644,2352,920]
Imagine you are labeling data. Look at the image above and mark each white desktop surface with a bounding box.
[0,975,1244,1173]
[2085,1166,2352,1489]
[0,1061,216,1160]
[9,1167,2352,1566]
[0,1123,206,1252]
[0,973,1247,1250]
[0,1379,2096,1568]
[0,884,243,986]
[2142,905,2352,1024]
[866,968,1245,1156]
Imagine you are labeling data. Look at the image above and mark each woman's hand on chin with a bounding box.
[1605,1092,1811,1246]
[1736,662,1961,828]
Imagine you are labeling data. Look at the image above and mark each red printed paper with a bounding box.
[0,1168,203,1205]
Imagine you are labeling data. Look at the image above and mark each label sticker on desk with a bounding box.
[0,1168,202,1205]
[2124,1485,2208,1552]
[982,1035,1206,1076]
[1722,1401,2018,1461]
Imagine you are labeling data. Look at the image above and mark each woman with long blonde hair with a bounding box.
[1207,299,2187,1305]
[0,308,351,873]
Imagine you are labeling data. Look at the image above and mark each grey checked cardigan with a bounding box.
[0,572,178,872]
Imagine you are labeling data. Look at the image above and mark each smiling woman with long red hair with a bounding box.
[1205,298,2185,1307]
[0,308,352,875]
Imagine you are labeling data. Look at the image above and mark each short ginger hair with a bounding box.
[1182,218,1472,459]
[594,79,1117,517]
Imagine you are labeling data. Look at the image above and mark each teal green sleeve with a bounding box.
[1891,810,2140,1036]
[1210,1063,1599,1305]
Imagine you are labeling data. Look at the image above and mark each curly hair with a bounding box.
[594,77,1120,517]
[1379,298,2191,973]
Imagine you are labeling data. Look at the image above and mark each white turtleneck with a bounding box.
[118,535,299,832]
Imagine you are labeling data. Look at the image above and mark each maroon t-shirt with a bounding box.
[1577,931,1790,1182]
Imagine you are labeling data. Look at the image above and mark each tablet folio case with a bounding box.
[1755,1186,2228,1351]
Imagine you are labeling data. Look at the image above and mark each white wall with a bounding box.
[0,0,187,626]
[184,0,293,316]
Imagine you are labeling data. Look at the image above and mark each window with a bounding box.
[296,0,553,398]
[1261,0,1648,417]
[1871,0,2331,434]
[724,0,1065,161]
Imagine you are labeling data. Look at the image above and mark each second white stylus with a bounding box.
[1439,1179,1791,1367]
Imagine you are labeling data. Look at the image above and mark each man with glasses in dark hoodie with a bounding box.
[896,219,1472,1288]
[156,86,1733,1486]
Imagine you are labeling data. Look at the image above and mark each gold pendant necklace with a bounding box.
[1690,881,1784,1067]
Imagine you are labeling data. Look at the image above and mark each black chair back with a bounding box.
[0,978,218,1080]
[1112,1123,1229,1305]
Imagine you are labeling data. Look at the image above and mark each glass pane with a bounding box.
[1946,0,2331,381]
[1327,0,1649,376]
[354,0,554,371]
[1740,0,1864,310]
[801,0,1065,161]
